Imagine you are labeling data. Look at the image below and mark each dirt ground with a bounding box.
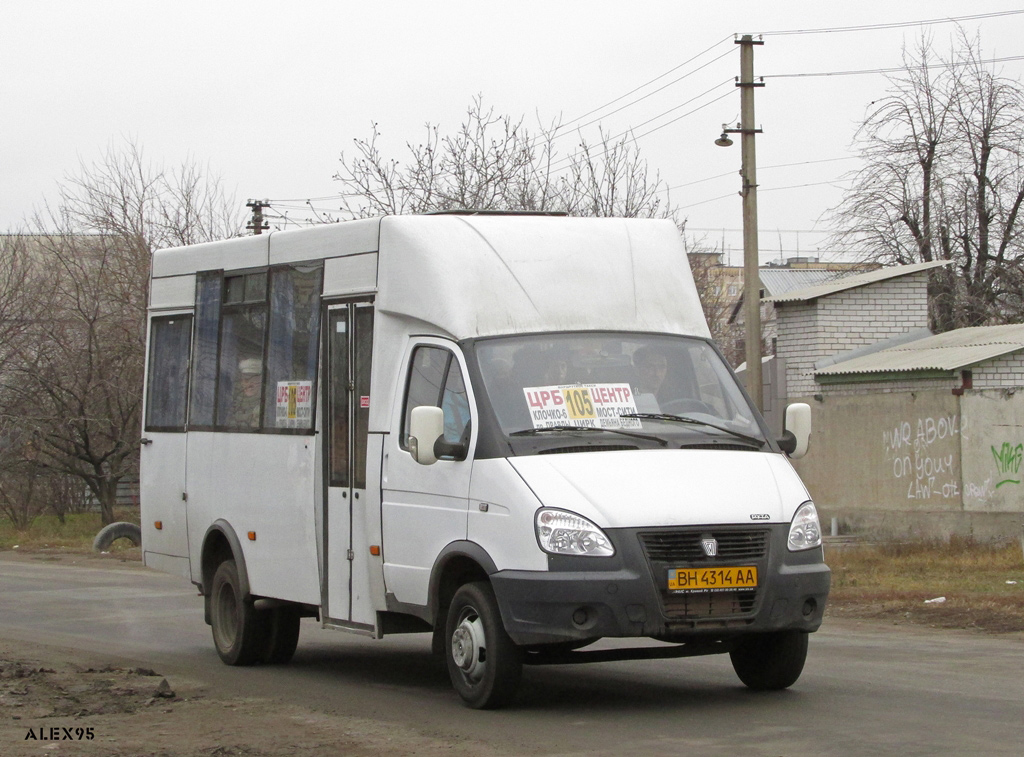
[0,549,510,757]
[0,636,508,757]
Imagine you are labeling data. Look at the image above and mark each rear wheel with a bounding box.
[445,581,522,709]
[730,630,809,691]
[210,559,267,666]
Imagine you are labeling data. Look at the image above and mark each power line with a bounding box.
[760,179,853,193]
[666,156,859,192]
[558,35,734,132]
[677,178,853,210]
[767,55,1024,79]
[678,191,737,210]
[558,48,737,137]
[545,83,735,174]
[754,9,1024,36]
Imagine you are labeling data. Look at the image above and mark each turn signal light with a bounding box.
[154,521,163,530]
[247,531,257,541]
[369,545,380,556]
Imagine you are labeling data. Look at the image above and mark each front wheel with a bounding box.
[445,581,522,709]
[730,630,809,691]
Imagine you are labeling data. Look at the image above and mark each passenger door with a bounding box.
[139,312,193,576]
[323,302,374,628]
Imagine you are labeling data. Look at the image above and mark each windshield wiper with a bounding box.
[619,413,765,448]
[509,425,668,447]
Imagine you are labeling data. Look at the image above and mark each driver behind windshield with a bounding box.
[632,346,668,413]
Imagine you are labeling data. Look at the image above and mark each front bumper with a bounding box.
[490,525,830,646]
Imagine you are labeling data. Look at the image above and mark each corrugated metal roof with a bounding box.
[758,269,852,297]
[764,260,950,303]
[816,324,1024,377]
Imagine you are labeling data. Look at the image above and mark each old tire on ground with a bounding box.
[92,522,142,551]
[445,581,522,709]
[730,630,809,691]
[260,605,301,664]
[210,559,268,666]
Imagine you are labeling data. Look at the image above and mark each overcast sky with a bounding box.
[2,1,1022,264]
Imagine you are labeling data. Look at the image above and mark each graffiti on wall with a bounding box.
[991,442,1022,488]
[883,414,960,500]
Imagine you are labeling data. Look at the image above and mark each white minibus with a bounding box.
[141,212,829,708]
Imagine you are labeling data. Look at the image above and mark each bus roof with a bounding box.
[151,214,709,340]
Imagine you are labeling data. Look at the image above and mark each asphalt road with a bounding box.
[2,553,1022,756]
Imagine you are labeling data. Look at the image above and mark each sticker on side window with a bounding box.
[276,380,314,427]
[523,383,641,429]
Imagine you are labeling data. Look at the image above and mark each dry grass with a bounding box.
[826,537,1024,633]
[0,510,141,556]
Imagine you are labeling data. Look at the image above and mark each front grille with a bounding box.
[662,590,757,619]
[638,528,770,622]
[639,529,769,562]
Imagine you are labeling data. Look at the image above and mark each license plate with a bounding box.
[667,566,758,593]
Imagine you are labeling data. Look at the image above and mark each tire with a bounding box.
[92,522,142,551]
[209,560,268,666]
[730,630,809,691]
[260,605,301,664]
[445,581,522,709]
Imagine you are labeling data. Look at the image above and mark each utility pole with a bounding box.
[718,35,765,410]
[246,199,270,235]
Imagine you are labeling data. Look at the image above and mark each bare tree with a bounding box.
[828,31,1024,331]
[1,140,242,525]
[0,236,40,373]
[334,96,673,221]
[0,458,44,531]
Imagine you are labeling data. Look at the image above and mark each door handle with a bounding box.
[140,437,153,446]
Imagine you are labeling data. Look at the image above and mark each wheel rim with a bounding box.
[451,607,486,684]
[214,580,239,650]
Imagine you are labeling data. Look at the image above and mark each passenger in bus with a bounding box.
[632,346,668,413]
[229,357,263,427]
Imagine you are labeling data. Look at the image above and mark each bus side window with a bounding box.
[216,308,267,429]
[145,315,193,431]
[262,265,323,430]
[188,264,323,433]
[188,271,222,428]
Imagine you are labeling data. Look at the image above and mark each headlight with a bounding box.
[535,509,615,557]
[788,501,822,551]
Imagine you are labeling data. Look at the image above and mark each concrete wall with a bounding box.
[790,389,1024,541]
[961,390,1024,515]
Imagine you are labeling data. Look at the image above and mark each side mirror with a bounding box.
[779,402,811,459]
[409,406,444,465]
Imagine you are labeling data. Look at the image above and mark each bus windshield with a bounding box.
[472,332,766,449]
